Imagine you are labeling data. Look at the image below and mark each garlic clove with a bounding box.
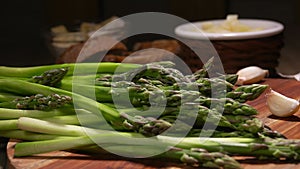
[236,66,269,85]
[266,89,300,117]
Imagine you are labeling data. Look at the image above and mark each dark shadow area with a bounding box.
[268,114,300,122]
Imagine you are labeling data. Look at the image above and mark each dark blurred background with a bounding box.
[0,0,299,73]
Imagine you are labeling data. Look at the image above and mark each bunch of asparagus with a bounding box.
[0,59,299,169]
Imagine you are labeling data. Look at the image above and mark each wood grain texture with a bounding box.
[7,78,300,169]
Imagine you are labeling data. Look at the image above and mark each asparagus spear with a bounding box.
[120,112,172,137]
[98,62,182,84]
[68,83,200,107]
[13,117,300,161]
[187,57,215,80]
[0,130,69,141]
[196,96,258,115]
[187,128,256,138]
[166,147,242,169]
[161,136,300,160]
[226,84,268,103]
[59,83,114,103]
[0,62,141,78]
[195,78,234,96]
[175,103,235,129]
[0,116,80,131]
[223,74,239,85]
[0,78,121,126]
[0,107,74,119]
[13,131,241,169]
[224,115,262,133]
[0,119,18,130]
[76,144,242,169]
[0,92,19,102]
[106,105,267,138]
[31,67,69,87]
[6,116,239,169]
[0,94,72,110]
[0,110,118,131]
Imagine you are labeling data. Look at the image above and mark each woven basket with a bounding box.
[178,34,284,77]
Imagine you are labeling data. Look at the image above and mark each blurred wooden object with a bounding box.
[56,36,128,63]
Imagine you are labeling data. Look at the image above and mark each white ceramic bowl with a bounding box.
[175,19,284,40]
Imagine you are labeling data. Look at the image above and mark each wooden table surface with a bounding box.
[6,78,300,169]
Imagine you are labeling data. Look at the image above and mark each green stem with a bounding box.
[14,132,142,157]
[13,117,300,160]
[0,62,140,78]
[62,74,112,85]
[40,110,113,127]
[17,117,105,136]
[0,106,74,119]
[0,119,18,130]
[60,83,113,102]
[14,135,94,157]
[0,130,70,141]
[0,92,19,102]
[0,79,120,123]
[159,136,299,159]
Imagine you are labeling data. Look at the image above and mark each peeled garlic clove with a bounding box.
[236,66,269,85]
[266,89,300,117]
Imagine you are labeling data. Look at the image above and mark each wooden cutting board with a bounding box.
[7,78,300,169]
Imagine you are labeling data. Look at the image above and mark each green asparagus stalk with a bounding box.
[226,84,268,103]
[0,107,74,119]
[165,147,242,169]
[31,67,69,87]
[188,57,215,80]
[62,74,112,86]
[12,116,300,161]
[223,74,239,85]
[0,78,121,125]
[118,100,237,135]
[0,116,82,131]
[259,127,285,139]
[95,75,233,98]
[12,121,245,169]
[160,136,300,160]
[0,109,118,131]
[62,82,200,107]
[187,128,256,138]
[195,78,234,96]
[17,117,105,136]
[98,62,183,84]
[0,119,18,130]
[224,114,283,139]
[92,144,242,169]
[213,115,280,138]
[0,94,72,110]
[119,112,172,137]
[14,135,95,157]
[224,115,262,134]
[0,130,70,141]
[60,83,113,103]
[0,92,19,102]
[196,96,258,115]
[13,119,300,161]
[107,106,266,138]
[0,62,141,78]
[174,103,235,129]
